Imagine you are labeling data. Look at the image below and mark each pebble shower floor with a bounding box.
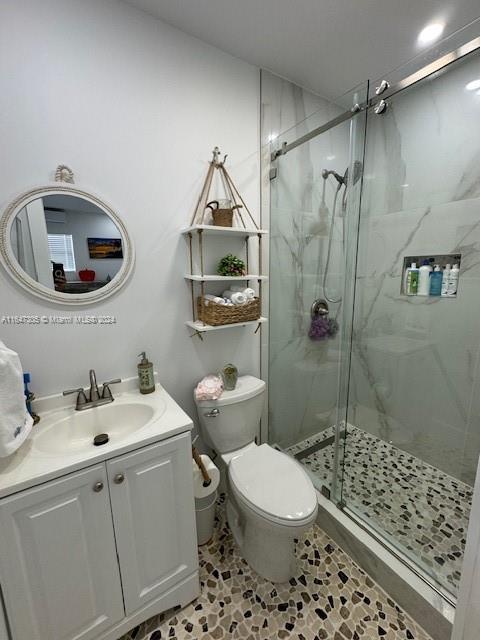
[287,425,472,594]
[120,498,431,640]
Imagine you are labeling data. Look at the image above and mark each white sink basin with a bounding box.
[34,401,160,455]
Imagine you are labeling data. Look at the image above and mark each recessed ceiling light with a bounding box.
[268,132,278,142]
[465,79,480,91]
[326,155,336,161]
[418,22,444,45]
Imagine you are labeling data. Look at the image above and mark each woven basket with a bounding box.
[197,296,261,326]
[212,208,234,227]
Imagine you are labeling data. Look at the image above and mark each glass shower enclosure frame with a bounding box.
[267,29,480,602]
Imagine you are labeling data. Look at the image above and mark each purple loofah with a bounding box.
[308,316,330,340]
[308,316,339,341]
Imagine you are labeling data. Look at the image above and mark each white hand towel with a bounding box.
[222,290,247,305]
[204,294,227,306]
[230,285,255,300]
[0,341,33,457]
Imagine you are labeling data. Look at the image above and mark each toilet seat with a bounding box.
[229,444,317,527]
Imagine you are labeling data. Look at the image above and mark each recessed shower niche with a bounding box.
[401,254,461,297]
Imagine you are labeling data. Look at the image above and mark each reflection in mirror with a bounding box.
[9,195,124,295]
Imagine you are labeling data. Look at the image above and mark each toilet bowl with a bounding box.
[195,375,318,582]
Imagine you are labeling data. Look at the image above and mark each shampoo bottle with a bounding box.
[418,259,432,296]
[429,265,442,296]
[441,264,451,297]
[447,263,459,296]
[137,351,155,394]
[404,262,419,295]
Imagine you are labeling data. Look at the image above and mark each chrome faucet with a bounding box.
[63,370,121,411]
[89,369,100,402]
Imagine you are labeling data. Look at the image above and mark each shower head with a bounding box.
[321,169,345,185]
[322,161,363,187]
[343,161,363,186]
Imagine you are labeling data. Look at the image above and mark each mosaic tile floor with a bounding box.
[287,425,473,594]
[120,500,431,640]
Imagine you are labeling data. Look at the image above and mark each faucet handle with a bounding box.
[101,379,121,400]
[63,387,88,409]
[63,387,85,396]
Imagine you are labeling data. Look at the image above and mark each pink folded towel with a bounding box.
[195,375,224,401]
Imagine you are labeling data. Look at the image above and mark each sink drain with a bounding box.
[93,433,109,446]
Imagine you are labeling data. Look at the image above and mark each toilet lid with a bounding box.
[229,444,317,523]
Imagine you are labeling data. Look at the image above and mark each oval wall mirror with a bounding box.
[0,185,134,305]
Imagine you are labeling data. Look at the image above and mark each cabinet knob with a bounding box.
[114,473,125,484]
[93,481,104,492]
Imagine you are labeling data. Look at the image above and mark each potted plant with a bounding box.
[217,254,246,277]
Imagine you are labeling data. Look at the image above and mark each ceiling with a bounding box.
[125,0,480,99]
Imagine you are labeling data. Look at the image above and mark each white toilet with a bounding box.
[195,375,318,582]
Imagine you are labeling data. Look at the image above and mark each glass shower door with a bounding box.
[339,48,480,597]
[268,84,367,496]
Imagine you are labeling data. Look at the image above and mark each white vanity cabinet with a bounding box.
[0,464,124,640]
[107,437,198,615]
[0,432,199,640]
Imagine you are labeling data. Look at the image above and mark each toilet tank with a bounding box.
[195,375,266,453]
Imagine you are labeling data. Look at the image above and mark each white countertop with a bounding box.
[0,378,193,499]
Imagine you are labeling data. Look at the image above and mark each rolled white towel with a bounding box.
[243,287,255,300]
[204,294,227,306]
[230,285,255,300]
[223,290,247,305]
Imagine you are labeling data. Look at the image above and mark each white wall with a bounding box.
[0,0,260,433]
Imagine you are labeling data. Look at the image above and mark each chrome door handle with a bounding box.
[204,408,220,418]
[374,99,388,114]
[114,473,125,484]
[93,481,104,492]
[375,79,390,95]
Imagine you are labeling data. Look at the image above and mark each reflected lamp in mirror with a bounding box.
[0,186,134,304]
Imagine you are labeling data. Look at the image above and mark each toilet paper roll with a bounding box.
[222,290,247,305]
[192,454,220,498]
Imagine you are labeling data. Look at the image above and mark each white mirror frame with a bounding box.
[0,184,135,305]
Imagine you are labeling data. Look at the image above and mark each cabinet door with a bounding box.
[0,465,124,640]
[107,433,198,614]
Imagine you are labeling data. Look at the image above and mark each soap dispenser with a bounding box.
[429,265,443,296]
[404,262,419,295]
[447,263,459,296]
[418,259,432,296]
[441,264,451,297]
[137,352,155,394]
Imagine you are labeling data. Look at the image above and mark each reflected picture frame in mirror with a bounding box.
[0,184,135,305]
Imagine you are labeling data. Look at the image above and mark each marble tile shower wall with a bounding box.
[348,53,480,485]
[262,71,350,448]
